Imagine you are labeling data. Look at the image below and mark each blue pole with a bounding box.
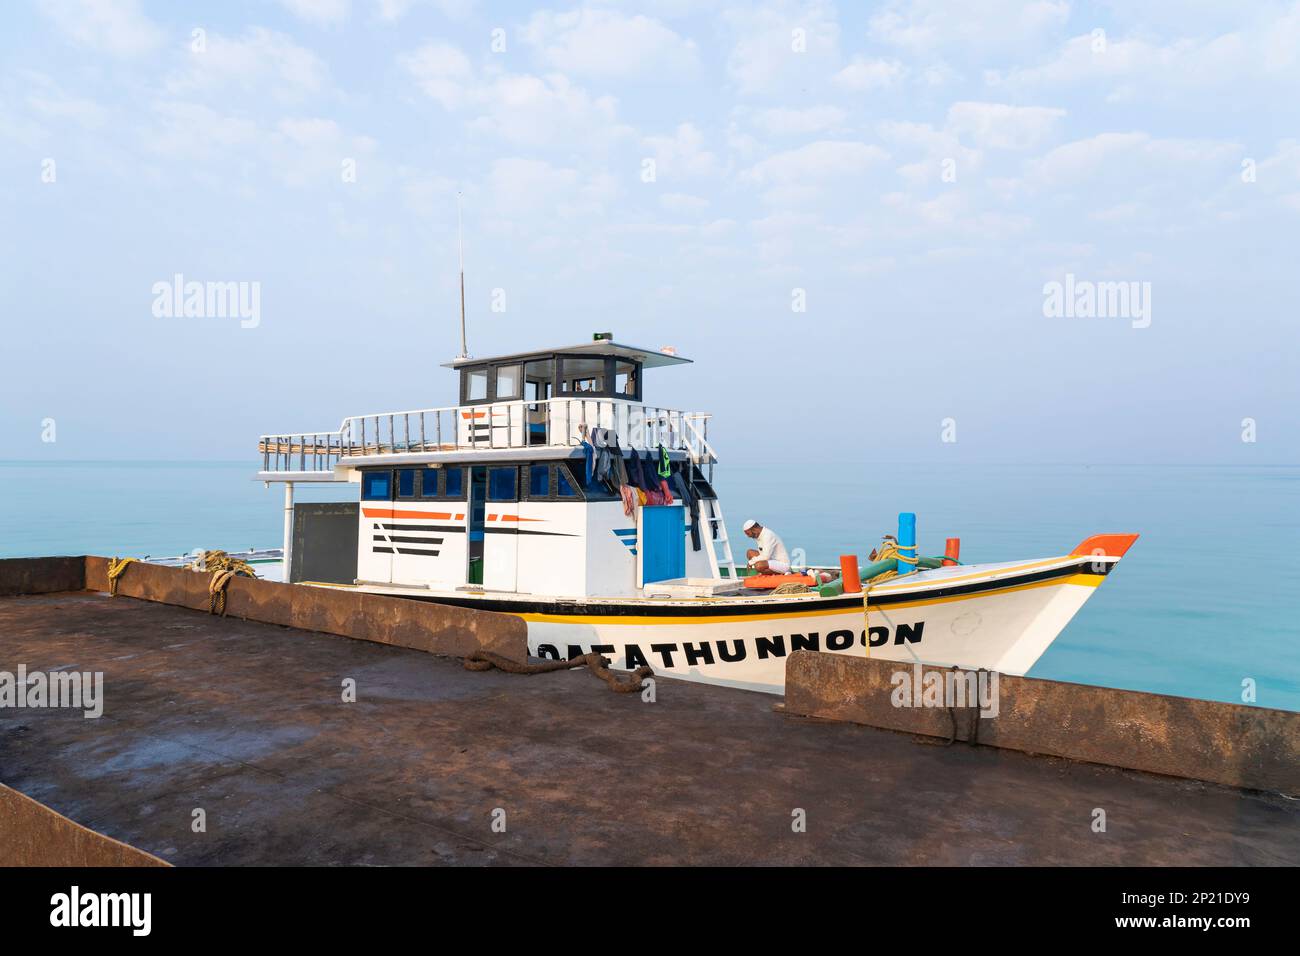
[897,512,917,576]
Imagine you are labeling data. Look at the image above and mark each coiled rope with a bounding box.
[189,550,258,616]
[771,581,811,594]
[862,536,920,657]
[106,557,137,596]
[464,650,654,694]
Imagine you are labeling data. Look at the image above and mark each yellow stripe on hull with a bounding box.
[514,572,1105,626]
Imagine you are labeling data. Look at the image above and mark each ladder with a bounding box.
[700,496,738,583]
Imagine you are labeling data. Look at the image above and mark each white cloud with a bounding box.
[870,0,1068,57]
[278,0,350,26]
[998,6,1300,99]
[488,157,622,218]
[834,57,903,91]
[741,140,888,205]
[38,0,163,57]
[167,28,328,102]
[470,73,623,147]
[747,105,847,136]
[1027,132,1239,190]
[724,0,841,95]
[660,192,711,214]
[643,123,719,179]
[400,42,474,109]
[22,72,110,129]
[946,101,1064,149]
[521,9,700,79]
[402,42,626,147]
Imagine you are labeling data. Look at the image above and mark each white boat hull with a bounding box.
[498,554,1119,694]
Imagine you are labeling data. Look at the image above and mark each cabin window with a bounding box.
[361,471,391,501]
[442,467,465,499]
[558,356,608,395]
[465,368,488,402]
[487,466,516,502]
[418,468,439,497]
[556,465,578,498]
[614,360,640,400]
[525,359,553,404]
[527,464,550,498]
[495,364,522,400]
[397,469,417,498]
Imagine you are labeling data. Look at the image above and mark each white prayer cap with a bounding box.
[742,519,758,531]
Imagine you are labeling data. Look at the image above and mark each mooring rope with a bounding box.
[105,557,137,596]
[193,550,257,616]
[464,650,654,694]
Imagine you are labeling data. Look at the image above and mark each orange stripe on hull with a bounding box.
[362,508,454,520]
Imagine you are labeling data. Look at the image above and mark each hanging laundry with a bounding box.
[657,444,671,479]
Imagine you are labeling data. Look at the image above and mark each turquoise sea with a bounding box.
[2,460,1297,712]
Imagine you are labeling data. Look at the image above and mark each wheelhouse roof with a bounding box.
[441,341,691,370]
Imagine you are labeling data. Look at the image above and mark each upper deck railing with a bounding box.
[258,397,716,478]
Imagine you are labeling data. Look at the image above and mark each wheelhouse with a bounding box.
[258,337,735,598]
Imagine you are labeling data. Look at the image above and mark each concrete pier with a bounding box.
[1,557,1296,866]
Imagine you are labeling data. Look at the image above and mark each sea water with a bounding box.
[2,460,1296,712]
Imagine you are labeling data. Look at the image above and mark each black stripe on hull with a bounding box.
[390,558,1110,618]
[372,547,442,556]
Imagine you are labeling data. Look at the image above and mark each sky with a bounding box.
[1,0,1297,465]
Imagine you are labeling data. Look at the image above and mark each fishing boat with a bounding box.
[253,334,1138,694]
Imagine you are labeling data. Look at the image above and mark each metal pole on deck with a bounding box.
[283,482,294,583]
[457,191,468,360]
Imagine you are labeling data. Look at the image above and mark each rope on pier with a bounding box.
[464,650,654,694]
[192,550,258,616]
[106,557,136,596]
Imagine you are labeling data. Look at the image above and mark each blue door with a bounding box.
[640,505,686,585]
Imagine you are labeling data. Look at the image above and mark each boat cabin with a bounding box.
[258,337,735,598]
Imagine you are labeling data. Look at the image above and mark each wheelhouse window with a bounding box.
[614,360,640,400]
[495,364,522,400]
[524,359,553,405]
[361,470,391,500]
[558,356,607,395]
[418,468,439,498]
[465,368,488,402]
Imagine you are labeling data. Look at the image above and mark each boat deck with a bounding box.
[2,590,1295,866]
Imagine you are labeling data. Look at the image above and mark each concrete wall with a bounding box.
[0,556,85,597]
[0,556,526,664]
[81,556,528,664]
[0,784,169,866]
[783,650,1300,796]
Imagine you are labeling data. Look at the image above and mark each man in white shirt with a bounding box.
[743,519,791,574]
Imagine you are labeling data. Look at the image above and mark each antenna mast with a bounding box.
[457,191,468,359]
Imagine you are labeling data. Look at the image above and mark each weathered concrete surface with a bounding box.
[81,556,526,664]
[0,783,168,866]
[0,556,85,597]
[784,651,1300,797]
[2,592,1297,866]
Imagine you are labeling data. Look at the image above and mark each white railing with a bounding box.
[258,398,715,475]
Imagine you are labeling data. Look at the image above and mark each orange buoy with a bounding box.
[839,555,861,593]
